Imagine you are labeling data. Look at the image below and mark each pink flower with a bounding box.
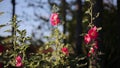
[88,26,98,39]
[0,45,4,68]
[61,47,69,55]
[93,41,98,49]
[50,13,60,26]
[90,47,95,53]
[87,52,91,57]
[16,56,22,67]
[84,34,91,44]
[0,45,4,52]
[87,47,95,57]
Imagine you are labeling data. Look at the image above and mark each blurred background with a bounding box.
[0,0,120,68]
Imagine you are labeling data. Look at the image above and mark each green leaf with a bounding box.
[96,13,100,18]
[85,9,90,14]
[97,27,102,31]
[0,24,6,28]
[45,45,49,50]
[17,29,22,34]
[26,37,31,40]
[4,29,11,32]
[22,29,26,36]
[82,19,88,23]
[85,0,90,2]
[0,12,4,15]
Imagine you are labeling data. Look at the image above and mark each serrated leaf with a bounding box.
[0,12,4,15]
[22,29,26,36]
[82,19,88,23]
[45,45,49,50]
[96,13,100,18]
[9,54,14,58]
[92,17,95,20]
[20,44,29,50]
[1,38,12,43]
[4,29,11,32]
[0,24,6,28]
[26,37,31,40]
[17,20,22,23]
[85,0,90,2]
[80,33,86,36]
[17,29,21,34]
[97,27,102,31]
[85,9,91,15]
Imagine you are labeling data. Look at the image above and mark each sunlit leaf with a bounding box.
[96,13,100,18]
[4,29,11,32]
[85,0,90,2]
[97,27,102,31]
[17,29,21,34]
[82,19,88,23]
[85,10,90,14]
[0,24,6,28]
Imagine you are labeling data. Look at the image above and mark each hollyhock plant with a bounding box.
[50,13,60,26]
[16,56,22,67]
[84,34,91,44]
[61,47,69,55]
[88,26,98,39]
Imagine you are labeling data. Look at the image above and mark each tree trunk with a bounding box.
[11,0,16,35]
[118,0,120,16]
[117,0,120,47]
[117,0,120,67]
[61,0,67,44]
[76,0,83,55]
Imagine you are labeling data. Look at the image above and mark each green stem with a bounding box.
[89,1,93,27]
[13,15,17,52]
[90,2,93,25]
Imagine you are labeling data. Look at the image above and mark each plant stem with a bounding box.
[89,1,93,27]
[13,15,17,52]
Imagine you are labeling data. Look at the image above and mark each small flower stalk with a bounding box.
[83,0,102,68]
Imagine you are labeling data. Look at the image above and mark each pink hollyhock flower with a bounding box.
[16,56,22,67]
[0,45,4,68]
[93,41,98,49]
[50,13,60,26]
[90,47,95,53]
[87,52,91,57]
[84,34,91,44]
[0,45,4,52]
[61,47,69,55]
[88,26,98,39]
[88,47,95,57]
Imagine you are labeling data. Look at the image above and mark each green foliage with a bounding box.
[0,1,103,67]
[0,6,88,67]
[83,0,102,68]
[0,24,6,29]
[1,15,30,67]
[0,13,87,68]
